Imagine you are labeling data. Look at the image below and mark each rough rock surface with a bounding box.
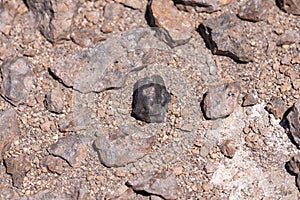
[48,135,89,167]
[277,30,299,46]
[44,85,64,114]
[43,155,67,175]
[174,0,232,13]
[242,90,258,107]
[287,98,300,146]
[115,0,147,10]
[277,0,300,15]
[94,125,156,167]
[26,0,80,43]
[202,82,240,119]
[0,109,20,159]
[238,0,272,22]
[198,13,252,62]
[132,75,171,123]
[127,170,178,199]
[266,96,287,119]
[0,184,19,199]
[147,0,193,47]
[219,139,237,158]
[0,57,34,106]
[287,154,300,174]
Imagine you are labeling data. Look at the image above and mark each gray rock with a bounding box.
[127,170,178,200]
[0,57,34,106]
[132,75,171,123]
[48,135,89,167]
[174,0,231,13]
[198,13,252,63]
[26,0,80,43]
[19,190,75,200]
[44,85,64,114]
[277,0,300,15]
[287,98,300,146]
[266,96,286,119]
[94,124,155,167]
[0,109,20,159]
[277,30,299,46]
[202,82,240,119]
[238,0,272,22]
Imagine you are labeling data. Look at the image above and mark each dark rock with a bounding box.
[198,13,252,63]
[277,0,300,15]
[287,154,300,174]
[132,75,171,123]
[266,96,286,119]
[48,135,88,167]
[277,30,299,46]
[0,109,20,159]
[202,82,240,119]
[44,85,64,114]
[242,90,258,107]
[26,0,80,43]
[147,0,193,47]
[0,57,34,106]
[238,0,272,22]
[127,170,178,200]
[174,0,232,13]
[219,140,237,158]
[94,124,155,167]
[0,184,19,199]
[4,156,31,188]
[287,98,300,146]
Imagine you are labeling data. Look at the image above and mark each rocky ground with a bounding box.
[0,0,300,199]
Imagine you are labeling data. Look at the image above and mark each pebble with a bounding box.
[44,85,64,114]
[219,140,237,158]
[266,96,287,119]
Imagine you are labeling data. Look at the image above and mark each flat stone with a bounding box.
[0,57,34,106]
[147,0,193,47]
[0,109,20,159]
[238,0,272,22]
[48,135,88,167]
[277,0,300,15]
[4,156,31,188]
[26,0,80,43]
[198,13,252,63]
[132,75,171,123]
[127,170,178,200]
[44,85,64,114]
[266,96,286,119]
[287,98,300,146]
[94,124,155,167]
[174,0,232,13]
[202,82,240,119]
[219,140,237,158]
[277,30,299,46]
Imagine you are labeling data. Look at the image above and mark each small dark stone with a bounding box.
[286,98,300,146]
[132,75,171,123]
[266,96,286,119]
[287,154,300,175]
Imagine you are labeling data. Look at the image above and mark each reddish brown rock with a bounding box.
[238,0,272,22]
[44,85,64,114]
[202,82,240,119]
[242,90,258,107]
[219,140,237,158]
[43,155,67,175]
[287,98,300,146]
[4,156,31,188]
[147,0,193,47]
[277,0,300,15]
[101,3,123,34]
[277,30,299,46]
[266,96,287,119]
[94,124,155,167]
[127,170,178,199]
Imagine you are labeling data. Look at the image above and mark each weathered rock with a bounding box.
[147,0,193,47]
[174,0,231,13]
[277,30,299,46]
[198,13,252,63]
[127,170,178,199]
[132,75,171,123]
[70,27,106,48]
[4,156,31,188]
[0,109,20,159]
[115,0,147,10]
[44,85,64,114]
[0,57,34,106]
[20,190,75,200]
[242,90,258,107]
[26,0,80,43]
[43,155,67,175]
[48,135,88,167]
[0,184,19,199]
[50,28,167,93]
[219,140,237,158]
[266,96,286,119]
[202,82,240,119]
[101,3,123,34]
[94,124,155,167]
[287,154,300,174]
[238,0,272,22]
[287,98,300,146]
[277,0,300,15]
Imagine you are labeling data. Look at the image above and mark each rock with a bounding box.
[277,30,299,46]
[266,96,286,119]
[238,0,272,22]
[202,82,240,119]
[48,135,88,167]
[70,27,106,48]
[20,190,75,200]
[4,156,31,188]
[287,154,300,174]
[242,90,258,107]
[0,184,19,199]
[147,0,193,47]
[43,155,67,175]
[127,170,178,199]
[26,0,80,43]
[174,0,231,13]
[0,109,20,159]
[101,3,123,34]
[219,140,237,158]
[94,124,155,167]
[277,0,300,15]
[198,13,252,63]
[132,75,171,123]
[287,98,300,146]
[50,28,167,93]
[0,57,34,106]
[44,85,64,114]
[115,0,147,10]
